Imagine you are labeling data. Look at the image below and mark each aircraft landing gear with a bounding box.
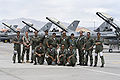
[109,49,113,53]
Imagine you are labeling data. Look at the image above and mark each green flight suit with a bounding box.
[59,36,69,49]
[48,37,59,49]
[84,37,94,66]
[68,37,77,49]
[34,45,45,65]
[30,36,41,62]
[42,35,49,52]
[94,38,105,66]
[76,35,86,65]
[66,49,77,66]
[22,36,30,62]
[12,36,22,63]
[58,49,67,65]
[46,48,57,65]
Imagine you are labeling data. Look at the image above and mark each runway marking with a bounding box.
[79,67,120,78]
[0,64,120,79]
[112,62,120,64]
[37,66,120,78]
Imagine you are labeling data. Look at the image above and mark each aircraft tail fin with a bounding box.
[94,22,112,32]
[20,25,29,33]
[68,20,80,31]
[39,22,52,31]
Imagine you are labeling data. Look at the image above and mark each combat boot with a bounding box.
[34,62,37,65]
[94,56,98,67]
[100,56,105,68]
[101,64,104,67]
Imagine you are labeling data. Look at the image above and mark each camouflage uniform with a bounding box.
[22,36,31,62]
[58,48,67,65]
[59,36,69,49]
[66,48,77,66]
[84,37,94,66]
[30,36,41,62]
[76,35,86,65]
[46,47,57,65]
[34,45,45,65]
[94,38,105,67]
[12,36,22,63]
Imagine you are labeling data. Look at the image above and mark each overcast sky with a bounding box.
[0,0,120,28]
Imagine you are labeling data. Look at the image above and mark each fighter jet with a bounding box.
[0,23,18,42]
[46,17,80,37]
[94,22,112,32]
[1,22,31,43]
[96,12,120,52]
[46,17,80,32]
[96,12,120,36]
[22,21,52,37]
[22,21,52,32]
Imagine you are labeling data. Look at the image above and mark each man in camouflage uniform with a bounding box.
[46,44,57,65]
[76,31,86,66]
[33,42,45,65]
[94,33,105,67]
[22,31,31,63]
[84,32,94,66]
[59,31,69,49]
[58,44,67,66]
[12,31,22,63]
[68,33,77,49]
[48,33,59,49]
[30,31,41,63]
[66,45,77,67]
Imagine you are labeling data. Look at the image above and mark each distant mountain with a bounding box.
[0,18,46,30]
[0,18,95,31]
[0,18,69,31]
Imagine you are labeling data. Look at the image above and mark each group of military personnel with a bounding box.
[12,30,105,67]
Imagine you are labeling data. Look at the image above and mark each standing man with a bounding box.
[94,33,105,67]
[76,31,86,66]
[12,31,22,63]
[48,33,59,49]
[66,45,77,67]
[58,44,67,66]
[46,44,57,65]
[84,32,94,66]
[59,31,69,49]
[33,42,45,65]
[22,31,31,63]
[42,30,50,53]
[68,33,77,49]
[30,31,40,63]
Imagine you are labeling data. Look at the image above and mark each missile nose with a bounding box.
[22,21,25,23]
[46,17,49,19]
[2,23,5,25]
[96,12,101,15]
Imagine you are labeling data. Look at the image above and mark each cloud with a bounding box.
[0,0,120,28]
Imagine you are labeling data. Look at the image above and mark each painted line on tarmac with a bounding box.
[80,67,120,78]
[112,62,120,64]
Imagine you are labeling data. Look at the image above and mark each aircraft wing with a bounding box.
[96,12,120,34]
[46,17,68,32]
[22,21,38,32]
[2,23,17,33]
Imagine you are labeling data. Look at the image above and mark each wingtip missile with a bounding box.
[2,22,17,33]
[46,17,67,32]
[22,21,33,26]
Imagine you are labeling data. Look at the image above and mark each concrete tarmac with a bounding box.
[0,42,120,80]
